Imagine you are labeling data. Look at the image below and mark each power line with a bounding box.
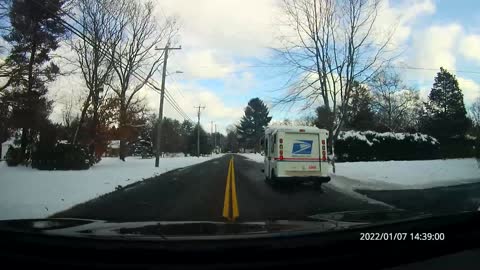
[165,71,187,99]
[34,0,193,122]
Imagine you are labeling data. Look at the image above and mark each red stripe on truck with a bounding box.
[274,157,322,161]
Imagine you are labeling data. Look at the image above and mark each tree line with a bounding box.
[228,66,479,159]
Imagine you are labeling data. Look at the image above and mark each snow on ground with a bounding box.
[334,159,480,190]
[0,154,223,220]
[239,153,480,190]
[238,153,264,163]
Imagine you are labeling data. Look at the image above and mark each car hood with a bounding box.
[0,210,431,240]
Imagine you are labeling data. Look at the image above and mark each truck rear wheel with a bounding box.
[270,169,278,186]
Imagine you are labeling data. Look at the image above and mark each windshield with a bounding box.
[0,0,479,235]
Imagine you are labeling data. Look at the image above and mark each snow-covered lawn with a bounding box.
[334,159,480,190]
[239,153,480,190]
[0,155,223,220]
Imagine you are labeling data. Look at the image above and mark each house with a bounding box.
[104,140,120,157]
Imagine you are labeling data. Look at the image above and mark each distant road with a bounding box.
[54,154,385,221]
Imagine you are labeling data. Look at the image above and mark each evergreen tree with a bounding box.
[225,129,240,153]
[425,67,471,139]
[345,82,376,131]
[188,124,211,156]
[236,98,272,152]
[314,106,334,130]
[3,0,66,160]
[179,120,194,155]
[0,95,12,157]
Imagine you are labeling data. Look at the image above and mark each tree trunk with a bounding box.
[20,41,38,162]
[90,90,99,160]
[119,103,127,161]
[72,92,92,144]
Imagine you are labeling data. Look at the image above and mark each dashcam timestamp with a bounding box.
[360,232,445,241]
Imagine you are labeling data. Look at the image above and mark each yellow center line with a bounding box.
[222,156,239,221]
[222,158,232,219]
[231,157,239,219]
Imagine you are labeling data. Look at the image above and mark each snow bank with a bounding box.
[238,153,264,163]
[333,158,480,189]
[0,154,223,220]
[240,153,480,190]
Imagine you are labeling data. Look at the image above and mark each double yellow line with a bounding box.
[222,156,239,221]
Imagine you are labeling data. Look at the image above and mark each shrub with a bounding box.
[32,143,90,170]
[439,137,476,159]
[5,146,22,166]
[335,131,441,162]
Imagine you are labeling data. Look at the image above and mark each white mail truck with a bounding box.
[262,126,330,186]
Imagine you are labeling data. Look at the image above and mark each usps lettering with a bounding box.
[292,140,313,155]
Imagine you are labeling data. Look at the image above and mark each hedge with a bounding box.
[31,143,91,170]
[438,137,476,159]
[335,131,441,162]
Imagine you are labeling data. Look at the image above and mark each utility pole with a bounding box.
[214,124,217,153]
[210,121,214,155]
[154,43,181,167]
[194,105,205,157]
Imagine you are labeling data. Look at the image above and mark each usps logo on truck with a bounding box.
[292,140,313,155]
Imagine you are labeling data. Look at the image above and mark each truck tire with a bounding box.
[270,169,278,186]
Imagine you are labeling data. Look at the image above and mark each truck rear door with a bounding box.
[281,131,321,172]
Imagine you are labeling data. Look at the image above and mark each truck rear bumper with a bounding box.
[275,176,331,184]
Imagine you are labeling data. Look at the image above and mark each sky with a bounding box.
[49,0,480,134]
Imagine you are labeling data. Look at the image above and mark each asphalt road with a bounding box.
[53,154,386,222]
[357,183,480,214]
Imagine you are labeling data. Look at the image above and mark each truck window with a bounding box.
[264,137,268,154]
[271,134,276,153]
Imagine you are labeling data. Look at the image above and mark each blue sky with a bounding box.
[49,0,480,134]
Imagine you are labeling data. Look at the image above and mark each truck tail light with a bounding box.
[279,150,283,156]
[322,150,326,161]
[279,138,283,143]
[279,155,284,160]
[279,144,283,150]
[321,140,325,145]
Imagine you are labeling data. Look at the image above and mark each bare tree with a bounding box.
[471,97,480,129]
[70,0,126,151]
[276,0,396,169]
[369,70,420,132]
[108,0,177,161]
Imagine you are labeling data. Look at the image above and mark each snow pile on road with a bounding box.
[238,153,264,163]
[0,154,223,220]
[239,153,480,190]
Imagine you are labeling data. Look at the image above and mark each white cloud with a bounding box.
[180,50,235,79]
[157,0,277,57]
[458,77,480,105]
[460,34,480,63]
[376,0,436,50]
[413,24,462,69]
[407,23,463,82]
